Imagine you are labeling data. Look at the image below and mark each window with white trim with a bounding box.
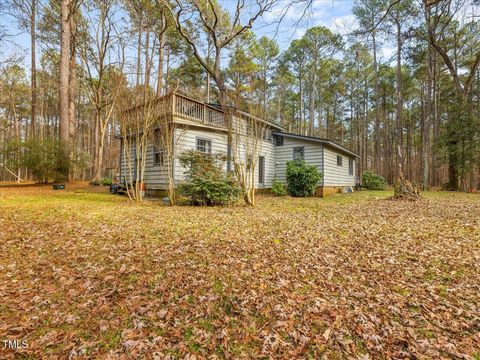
[196,138,212,154]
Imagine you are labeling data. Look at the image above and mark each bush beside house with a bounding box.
[271,179,287,196]
[286,160,322,197]
[178,150,241,206]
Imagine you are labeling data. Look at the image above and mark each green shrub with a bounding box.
[286,160,322,197]
[21,139,58,184]
[101,177,113,186]
[271,179,286,196]
[362,171,387,190]
[178,150,241,206]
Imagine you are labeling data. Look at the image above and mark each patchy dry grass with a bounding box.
[0,183,479,359]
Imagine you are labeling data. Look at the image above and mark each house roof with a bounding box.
[272,131,360,158]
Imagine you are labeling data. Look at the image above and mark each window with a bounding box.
[258,156,265,185]
[349,158,354,175]
[293,147,305,161]
[196,138,212,154]
[153,148,164,166]
[153,129,163,166]
[274,135,284,146]
[337,155,343,166]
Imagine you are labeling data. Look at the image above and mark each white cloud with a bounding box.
[294,27,307,38]
[331,14,358,36]
[381,46,396,61]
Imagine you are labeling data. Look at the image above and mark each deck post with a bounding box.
[203,104,206,124]
[172,93,176,115]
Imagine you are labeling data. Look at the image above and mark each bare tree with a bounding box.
[424,0,480,189]
[167,0,276,205]
[231,109,268,206]
[425,0,480,101]
[79,0,125,182]
[118,96,158,201]
[7,0,38,138]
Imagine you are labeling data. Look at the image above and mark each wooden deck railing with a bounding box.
[172,93,226,128]
[122,92,272,132]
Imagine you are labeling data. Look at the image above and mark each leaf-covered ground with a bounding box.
[1,183,479,359]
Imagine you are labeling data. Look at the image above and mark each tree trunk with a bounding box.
[30,0,37,138]
[423,17,433,190]
[68,22,77,180]
[156,29,165,97]
[144,29,151,98]
[299,69,304,135]
[395,16,404,180]
[136,27,142,87]
[94,128,105,181]
[58,0,71,181]
[372,32,381,174]
[309,64,316,136]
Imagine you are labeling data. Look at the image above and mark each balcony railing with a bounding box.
[172,93,226,128]
[121,92,279,133]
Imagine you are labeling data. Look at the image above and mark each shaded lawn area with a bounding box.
[0,184,479,359]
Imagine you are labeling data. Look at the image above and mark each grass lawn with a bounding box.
[1,183,479,359]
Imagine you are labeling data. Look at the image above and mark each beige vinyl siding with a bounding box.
[255,139,275,188]
[120,121,281,190]
[142,143,171,189]
[323,146,356,186]
[173,127,276,188]
[120,140,171,189]
[274,137,323,185]
[119,139,136,184]
[173,127,229,183]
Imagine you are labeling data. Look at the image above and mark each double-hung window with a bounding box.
[337,155,343,166]
[153,129,163,167]
[293,147,305,161]
[274,135,284,146]
[258,156,265,185]
[153,148,164,166]
[196,138,212,154]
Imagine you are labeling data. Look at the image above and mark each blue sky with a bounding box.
[242,0,358,48]
[2,0,399,75]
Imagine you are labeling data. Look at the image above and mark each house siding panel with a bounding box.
[173,127,228,183]
[120,140,171,189]
[120,125,358,191]
[252,139,275,188]
[323,146,356,186]
[274,137,323,185]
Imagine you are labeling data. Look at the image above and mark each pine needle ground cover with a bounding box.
[1,184,479,359]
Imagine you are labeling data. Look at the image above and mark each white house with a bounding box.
[119,92,359,197]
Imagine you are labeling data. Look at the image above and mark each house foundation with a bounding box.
[315,186,345,197]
